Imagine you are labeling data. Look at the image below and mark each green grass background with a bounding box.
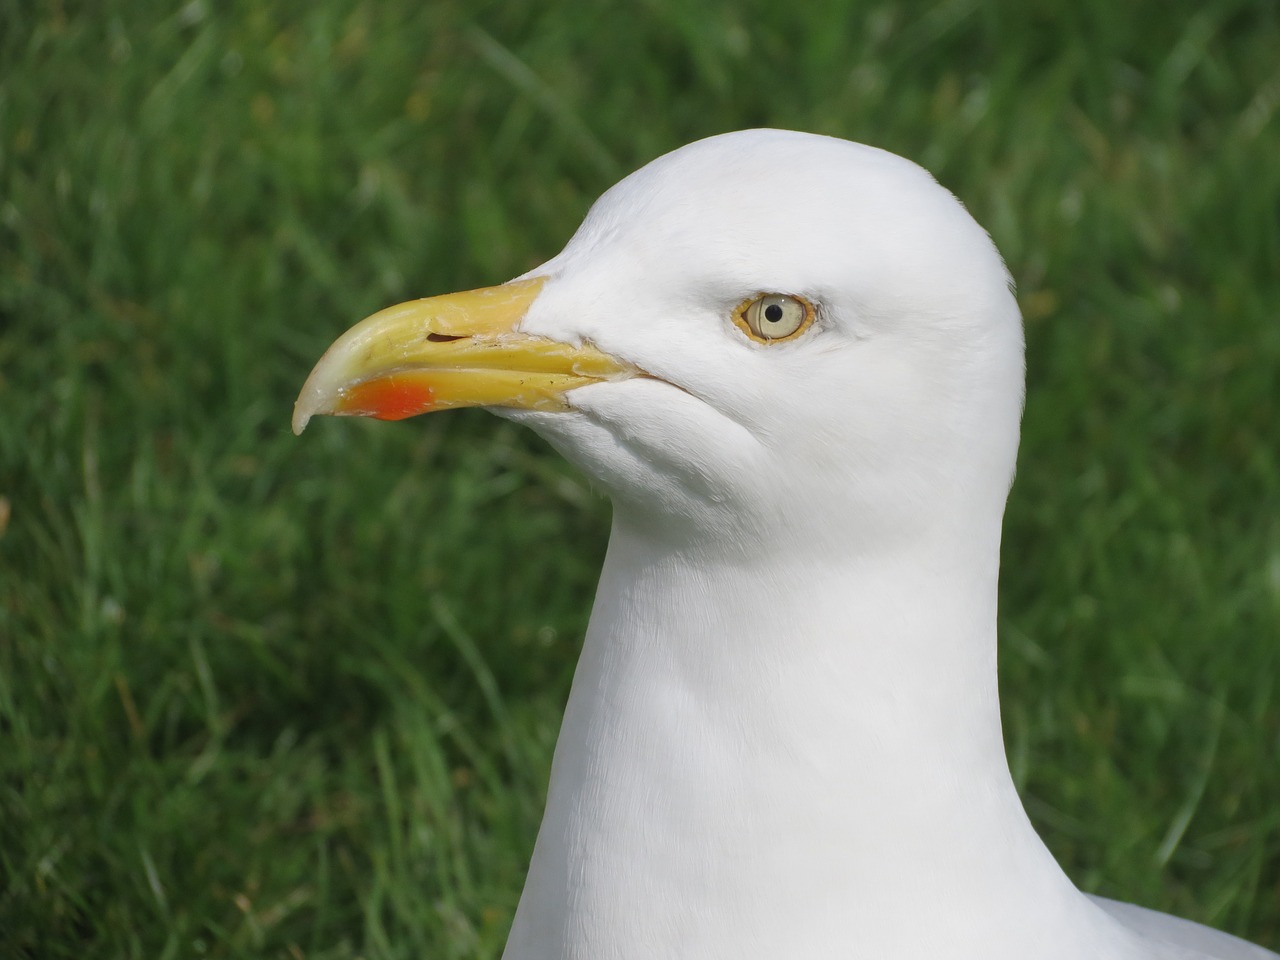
[2,0,1278,956]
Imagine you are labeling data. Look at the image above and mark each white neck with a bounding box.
[503,510,1140,959]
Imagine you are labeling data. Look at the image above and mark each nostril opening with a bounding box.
[425,332,465,343]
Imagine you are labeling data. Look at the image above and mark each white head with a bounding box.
[297,128,1025,559]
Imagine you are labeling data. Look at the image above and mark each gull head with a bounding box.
[295,129,1025,553]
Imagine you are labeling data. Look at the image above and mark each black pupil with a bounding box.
[764,303,784,323]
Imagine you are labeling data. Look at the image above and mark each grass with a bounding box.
[1,0,1277,956]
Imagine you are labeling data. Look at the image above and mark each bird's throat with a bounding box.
[502,514,1091,959]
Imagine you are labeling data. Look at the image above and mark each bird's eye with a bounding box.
[735,293,814,343]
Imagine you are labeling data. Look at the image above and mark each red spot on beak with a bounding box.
[342,377,436,421]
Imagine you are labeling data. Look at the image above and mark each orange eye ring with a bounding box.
[732,293,816,343]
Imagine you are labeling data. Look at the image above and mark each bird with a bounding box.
[293,129,1276,960]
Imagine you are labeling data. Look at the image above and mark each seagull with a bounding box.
[294,129,1276,960]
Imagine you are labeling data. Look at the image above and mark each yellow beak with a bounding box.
[292,277,637,435]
